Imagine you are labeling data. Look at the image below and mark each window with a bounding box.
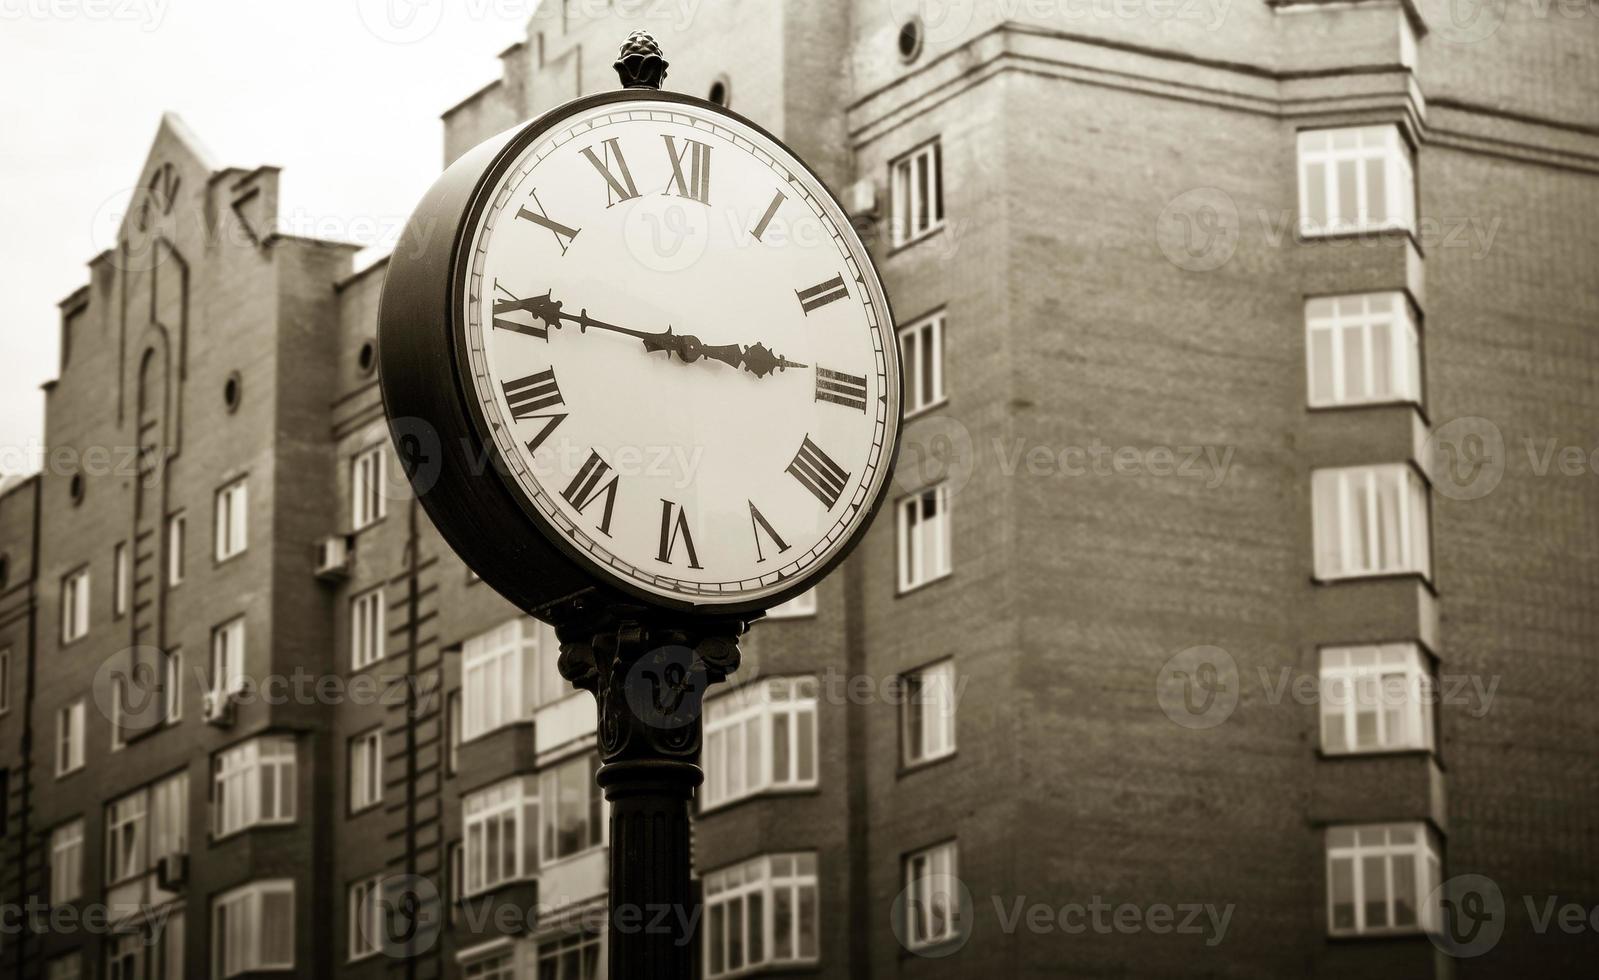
[106,912,184,979]
[108,932,142,980]
[899,312,946,416]
[463,953,515,980]
[214,479,248,561]
[897,484,951,592]
[1312,464,1431,581]
[461,617,560,741]
[50,819,84,903]
[462,776,538,895]
[106,788,148,884]
[890,139,944,247]
[56,699,85,775]
[166,512,185,585]
[0,647,10,714]
[541,753,603,863]
[704,853,818,978]
[61,567,89,642]
[1320,644,1434,755]
[212,879,294,978]
[211,617,246,696]
[764,589,816,620]
[150,770,189,864]
[113,542,129,617]
[538,932,602,980]
[351,587,385,670]
[1326,823,1441,936]
[1306,293,1421,408]
[166,648,183,723]
[447,689,462,776]
[111,673,127,751]
[903,841,959,950]
[902,659,957,766]
[213,735,296,836]
[352,445,387,530]
[48,953,82,980]
[349,728,383,813]
[704,677,818,811]
[447,840,464,924]
[1298,125,1415,237]
[348,874,382,961]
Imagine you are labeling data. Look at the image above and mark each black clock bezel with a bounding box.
[381,87,902,622]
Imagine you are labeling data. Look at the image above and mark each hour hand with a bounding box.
[642,328,744,370]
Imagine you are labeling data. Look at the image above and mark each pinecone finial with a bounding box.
[614,29,668,90]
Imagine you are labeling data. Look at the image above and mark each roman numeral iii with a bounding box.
[796,275,849,315]
[580,137,641,207]
[656,499,703,568]
[561,451,619,536]
[814,367,868,412]
[786,435,851,509]
[661,135,712,205]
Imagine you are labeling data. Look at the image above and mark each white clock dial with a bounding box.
[461,98,899,606]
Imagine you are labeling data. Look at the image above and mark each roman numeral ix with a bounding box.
[662,135,712,205]
[516,189,580,255]
[580,137,641,207]
[492,282,552,341]
[500,369,567,453]
[656,499,702,568]
[786,435,851,510]
[796,274,849,315]
[814,367,868,412]
[561,451,619,536]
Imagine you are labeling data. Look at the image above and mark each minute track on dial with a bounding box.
[498,289,810,378]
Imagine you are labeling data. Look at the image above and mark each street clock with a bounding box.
[379,36,901,625]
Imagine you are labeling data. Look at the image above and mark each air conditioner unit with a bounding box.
[314,534,352,580]
[156,853,188,890]
[202,690,236,728]
[848,177,879,218]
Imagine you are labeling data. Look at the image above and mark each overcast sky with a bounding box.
[0,0,545,475]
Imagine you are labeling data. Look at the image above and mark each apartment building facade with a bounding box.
[2,1,1597,978]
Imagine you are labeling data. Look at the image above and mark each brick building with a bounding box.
[2,1,1597,978]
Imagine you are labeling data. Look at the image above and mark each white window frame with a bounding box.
[540,753,604,865]
[106,787,148,885]
[890,139,945,247]
[150,770,189,864]
[213,735,296,837]
[703,677,818,812]
[1320,644,1435,755]
[1326,822,1441,936]
[447,688,462,776]
[110,673,126,752]
[463,952,515,979]
[50,819,84,903]
[166,648,183,724]
[1306,292,1421,408]
[704,853,819,979]
[210,617,246,697]
[348,874,383,961]
[897,484,952,593]
[47,953,83,980]
[461,617,557,741]
[349,728,383,813]
[214,479,248,562]
[898,312,946,417]
[352,445,388,531]
[113,541,129,617]
[1312,464,1431,581]
[56,699,85,776]
[166,512,185,585]
[901,659,957,766]
[61,567,90,643]
[351,587,385,670]
[1297,125,1416,238]
[903,840,960,951]
[764,589,816,620]
[462,776,539,896]
[537,931,603,980]
[211,878,294,978]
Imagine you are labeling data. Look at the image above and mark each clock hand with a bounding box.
[520,291,809,377]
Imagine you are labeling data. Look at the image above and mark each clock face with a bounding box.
[459,97,900,607]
